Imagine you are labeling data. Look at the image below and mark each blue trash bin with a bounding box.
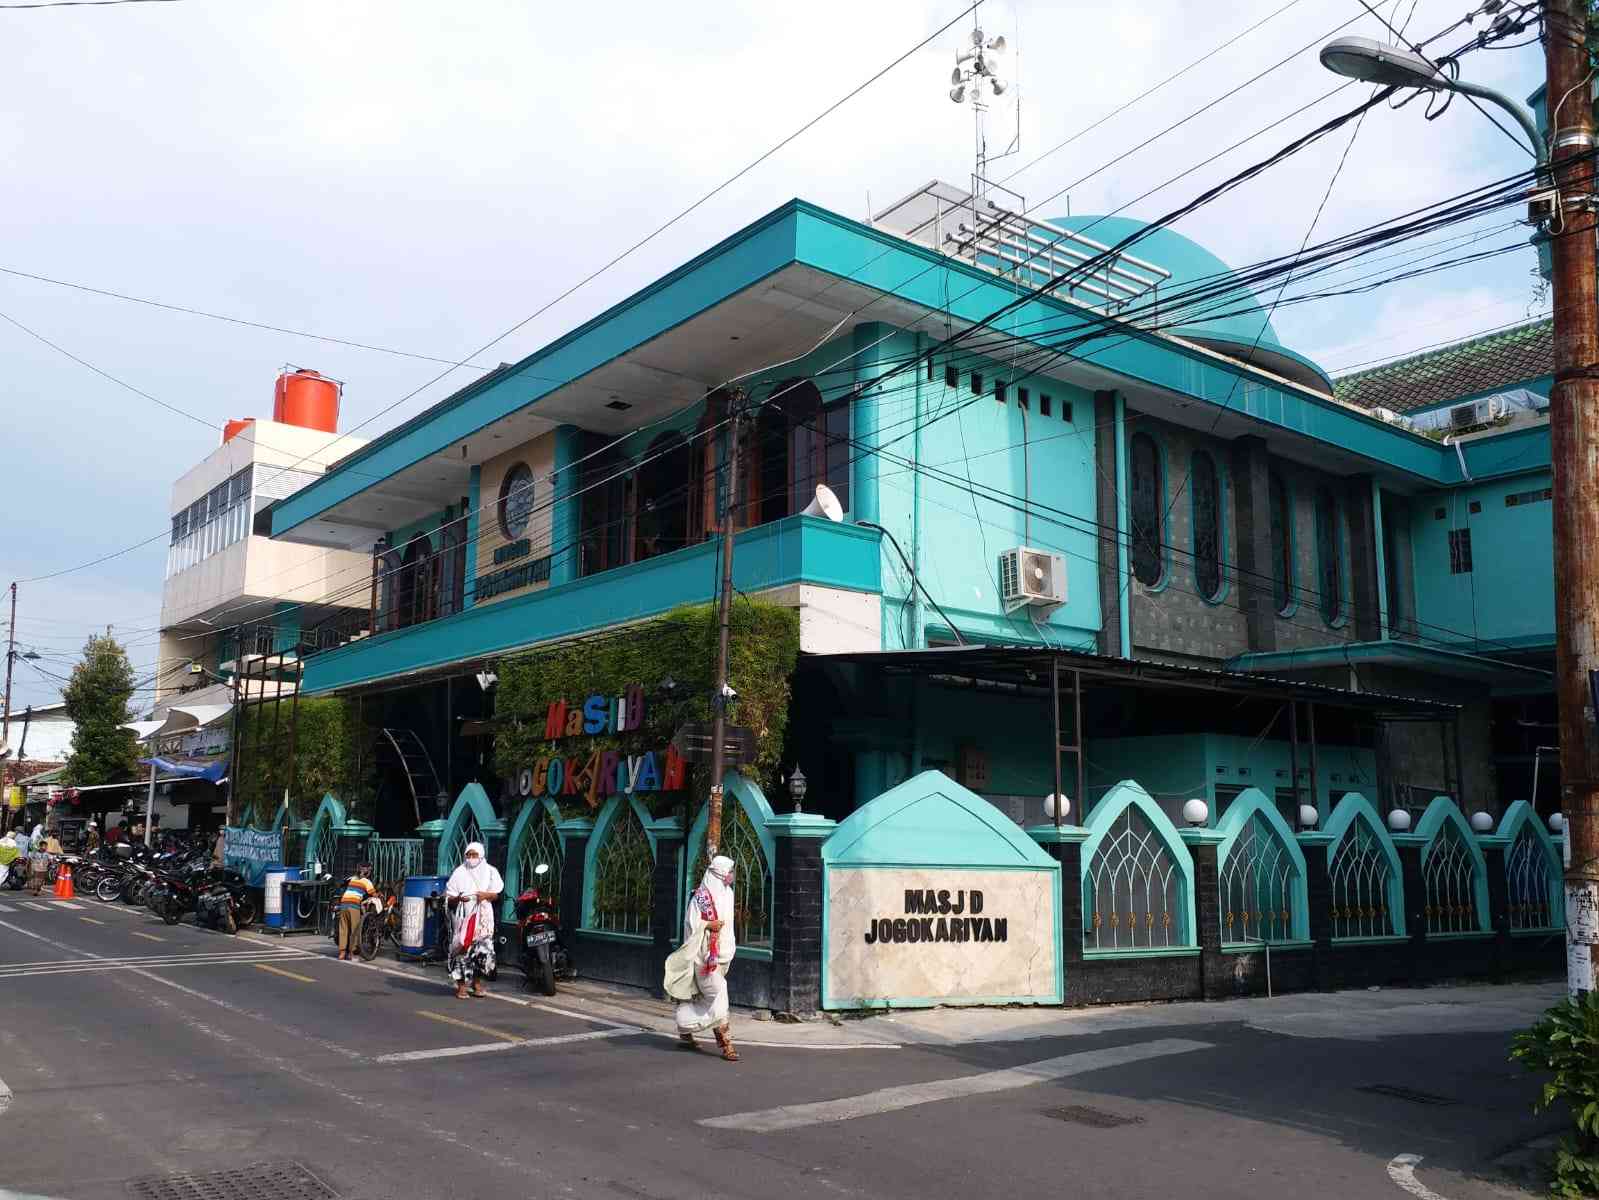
[263,864,302,931]
[399,874,449,960]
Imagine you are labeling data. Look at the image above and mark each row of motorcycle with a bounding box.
[15,836,257,933]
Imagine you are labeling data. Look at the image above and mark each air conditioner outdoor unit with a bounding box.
[998,546,1066,613]
[1449,395,1507,430]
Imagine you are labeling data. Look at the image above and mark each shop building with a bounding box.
[253,185,1564,1010]
[150,368,372,827]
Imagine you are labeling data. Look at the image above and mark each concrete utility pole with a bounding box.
[705,391,746,858]
[1544,0,1599,997]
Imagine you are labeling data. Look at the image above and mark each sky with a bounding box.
[0,0,1547,711]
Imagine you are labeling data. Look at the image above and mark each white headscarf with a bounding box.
[446,842,503,899]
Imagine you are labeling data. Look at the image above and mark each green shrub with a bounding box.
[1510,989,1599,1198]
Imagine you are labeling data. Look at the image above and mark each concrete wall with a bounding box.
[1407,469,1554,651]
[1123,411,1366,663]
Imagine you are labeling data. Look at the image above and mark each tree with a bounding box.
[62,634,138,787]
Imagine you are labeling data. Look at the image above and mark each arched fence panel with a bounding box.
[1497,801,1564,932]
[1323,793,1405,940]
[1214,789,1309,945]
[684,774,776,950]
[504,796,564,920]
[437,783,499,877]
[302,794,346,873]
[583,795,656,938]
[1415,797,1490,935]
[1080,781,1196,951]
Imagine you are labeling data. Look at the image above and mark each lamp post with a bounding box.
[786,766,808,815]
[1318,36,1546,168]
[1322,16,1598,996]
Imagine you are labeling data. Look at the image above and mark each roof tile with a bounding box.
[1333,318,1552,414]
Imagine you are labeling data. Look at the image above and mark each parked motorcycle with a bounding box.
[195,882,242,934]
[514,863,570,996]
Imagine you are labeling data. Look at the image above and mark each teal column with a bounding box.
[464,465,481,606]
[850,322,891,525]
[1113,393,1132,658]
[550,424,582,586]
[1371,478,1390,639]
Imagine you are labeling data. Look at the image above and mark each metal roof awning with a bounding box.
[810,644,1460,715]
[1225,641,1551,687]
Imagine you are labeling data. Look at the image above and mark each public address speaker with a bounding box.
[801,484,844,523]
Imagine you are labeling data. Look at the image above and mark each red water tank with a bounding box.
[222,417,255,444]
[273,368,340,433]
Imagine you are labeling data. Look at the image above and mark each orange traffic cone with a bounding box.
[54,862,74,900]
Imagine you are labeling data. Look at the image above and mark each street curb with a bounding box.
[248,932,903,1051]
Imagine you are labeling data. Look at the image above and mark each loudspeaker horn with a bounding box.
[800,484,844,523]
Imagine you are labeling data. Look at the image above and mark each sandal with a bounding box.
[470,985,487,998]
[455,983,469,1000]
[677,1033,701,1052]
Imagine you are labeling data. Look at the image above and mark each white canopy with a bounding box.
[120,703,232,744]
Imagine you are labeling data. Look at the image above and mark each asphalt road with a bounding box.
[0,894,1565,1200]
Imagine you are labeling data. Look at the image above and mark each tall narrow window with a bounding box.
[1382,499,1407,635]
[786,379,850,516]
[1315,486,1343,624]
[1448,528,1474,574]
[1269,471,1293,613]
[1191,451,1222,600]
[1129,433,1164,587]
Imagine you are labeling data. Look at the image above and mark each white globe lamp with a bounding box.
[1549,812,1566,834]
[1298,804,1319,830]
[1182,799,1209,827]
[1469,811,1494,833]
[1042,793,1070,822]
[1387,809,1412,832]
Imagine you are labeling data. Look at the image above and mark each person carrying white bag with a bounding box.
[665,854,739,1062]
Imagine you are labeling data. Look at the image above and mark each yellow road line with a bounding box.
[254,962,317,984]
[79,916,106,926]
[129,931,165,942]
[414,1009,522,1043]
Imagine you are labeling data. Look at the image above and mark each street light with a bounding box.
[1318,35,1545,168]
[786,766,808,815]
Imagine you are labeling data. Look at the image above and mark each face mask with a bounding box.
[466,857,481,868]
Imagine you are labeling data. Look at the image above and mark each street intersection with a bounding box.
[0,897,1567,1200]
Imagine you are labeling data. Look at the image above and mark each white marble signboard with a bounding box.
[824,866,1060,1007]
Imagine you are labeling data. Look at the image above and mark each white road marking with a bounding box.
[21,902,50,911]
[374,1028,638,1063]
[55,901,82,910]
[0,954,320,979]
[0,1071,9,1119]
[0,903,12,913]
[700,1038,1214,1132]
[0,919,45,941]
[1387,1154,1452,1200]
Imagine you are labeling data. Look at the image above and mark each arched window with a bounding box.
[784,379,851,516]
[1314,487,1342,624]
[1269,472,1293,613]
[634,432,692,561]
[397,534,434,627]
[438,505,466,618]
[1191,451,1221,600]
[1129,432,1164,586]
[579,440,630,577]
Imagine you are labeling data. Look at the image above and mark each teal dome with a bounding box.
[1047,214,1332,396]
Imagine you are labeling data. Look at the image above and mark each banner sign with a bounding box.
[222,825,282,886]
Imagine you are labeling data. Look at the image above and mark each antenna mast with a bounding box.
[949,23,1017,200]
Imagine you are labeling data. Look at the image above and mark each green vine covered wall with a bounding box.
[492,601,801,818]
[235,697,376,827]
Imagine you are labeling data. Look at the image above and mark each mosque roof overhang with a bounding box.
[269,199,1493,551]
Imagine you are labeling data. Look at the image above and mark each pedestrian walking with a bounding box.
[444,843,502,999]
[84,822,100,854]
[673,855,739,1062]
[335,862,377,961]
